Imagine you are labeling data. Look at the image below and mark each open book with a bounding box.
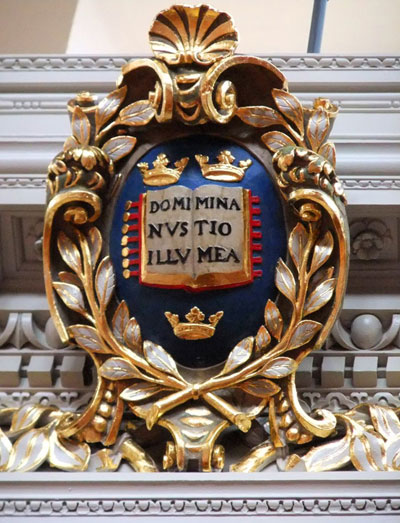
[123,185,262,291]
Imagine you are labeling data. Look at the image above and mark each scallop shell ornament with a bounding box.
[149,4,238,66]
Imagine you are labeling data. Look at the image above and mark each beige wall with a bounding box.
[0,0,77,53]
[0,0,399,55]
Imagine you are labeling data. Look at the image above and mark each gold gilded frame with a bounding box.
[1,5,399,474]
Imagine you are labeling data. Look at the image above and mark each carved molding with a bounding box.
[1,55,399,71]
[0,472,400,517]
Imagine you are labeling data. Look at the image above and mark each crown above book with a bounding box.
[195,150,252,182]
[165,307,224,340]
[138,153,189,186]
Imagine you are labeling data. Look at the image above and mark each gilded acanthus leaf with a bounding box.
[310,231,334,275]
[95,257,115,309]
[369,405,400,441]
[306,107,329,152]
[58,271,82,288]
[255,325,271,356]
[318,141,336,169]
[68,324,107,353]
[350,430,386,471]
[6,427,50,472]
[236,106,285,128]
[287,320,322,350]
[120,383,165,402]
[261,131,295,153]
[303,278,336,316]
[7,404,53,437]
[123,317,142,354]
[387,439,400,470]
[275,259,296,304]
[87,227,102,267]
[53,282,86,316]
[287,433,351,472]
[272,89,304,136]
[143,340,181,379]
[289,223,308,273]
[260,357,298,379]
[117,100,155,126]
[264,300,283,341]
[237,378,280,398]
[57,231,82,275]
[99,357,143,381]
[71,106,91,146]
[102,136,137,162]
[112,300,130,342]
[48,430,90,471]
[0,428,11,470]
[220,336,254,376]
[95,85,127,134]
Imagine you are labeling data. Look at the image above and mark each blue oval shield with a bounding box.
[110,135,286,368]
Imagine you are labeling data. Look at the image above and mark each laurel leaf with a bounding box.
[306,107,330,152]
[120,383,165,402]
[351,430,386,471]
[63,135,79,152]
[255,325,271,356]
[123,317,142,354]
[310,231,334,275]
[95,85,127,133]
[118,100,155,126]
[237,378,280,398]
[99,357,143,380]
[287,320,322,350]
[304,278,336,316]
[87,227,102,267]
[68,324,107,353]
[7,404,54,437]
[369,405,400,441]
[289,223,308,272]
[95,257,115,309]
[112,300,130,342]
[48,430,90,471]
[57,231,82,275]
[58,271,82,288]
[287,433,351,472]
[220,337,254,376]
[264,300,283,341]
[102,136,137,162]
[0,428,12,470]
[236,106,286,128]
[275,259,296,304]
[319,141,336,169]
[272,88,304,135]
[6,427,50,472]
[71,106,91,146]
[260,357,298,379]
[308,266,334,294]
[53,282,86,316]
[143,340,181,379]
[261,131,296,153]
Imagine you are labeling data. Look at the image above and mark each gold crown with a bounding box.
[165,307,223,340]
[195,150,252,182]
[137,153,189,186]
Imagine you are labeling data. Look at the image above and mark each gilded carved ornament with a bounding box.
[0,4,399,474]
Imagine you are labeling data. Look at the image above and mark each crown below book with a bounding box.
[195,150,252,182]
[165,307,224,340]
